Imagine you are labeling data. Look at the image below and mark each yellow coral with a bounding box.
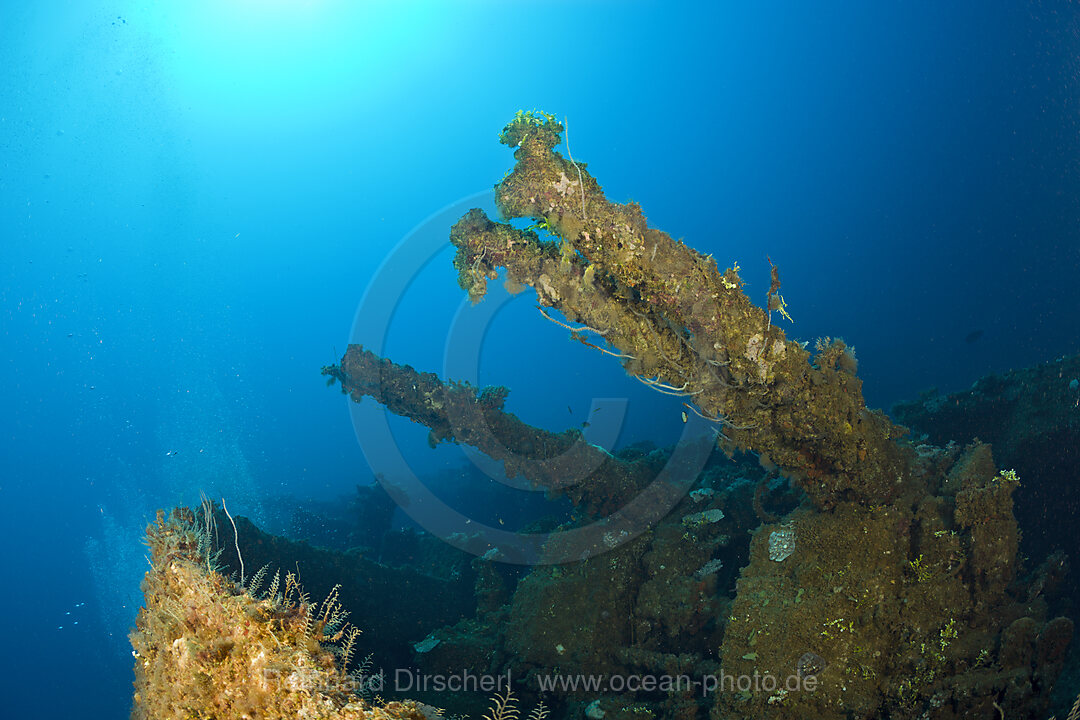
[130,508,428,720]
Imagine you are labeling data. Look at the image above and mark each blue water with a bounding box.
[2,2,1078,716]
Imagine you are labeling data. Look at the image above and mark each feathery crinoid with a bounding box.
[484,688,548,720]
[484,687,519,720]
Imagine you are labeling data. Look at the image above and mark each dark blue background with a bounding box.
[2,2,1078,716]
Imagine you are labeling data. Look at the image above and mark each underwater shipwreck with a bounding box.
[129,113,1080,719]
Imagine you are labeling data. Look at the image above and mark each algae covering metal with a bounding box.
[134,115,1077,719]
[448,111,905,508]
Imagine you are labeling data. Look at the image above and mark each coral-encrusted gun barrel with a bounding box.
[323,345,664,516]
[449,112,907,506]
